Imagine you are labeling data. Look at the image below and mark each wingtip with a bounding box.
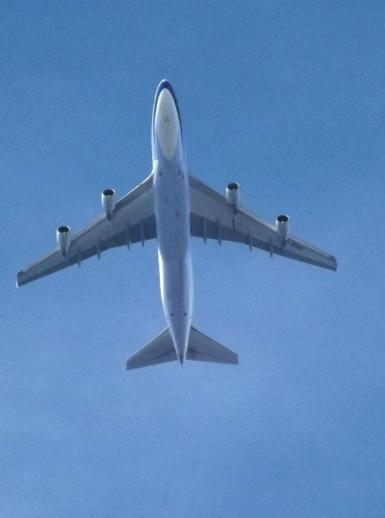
[16,271,28,287]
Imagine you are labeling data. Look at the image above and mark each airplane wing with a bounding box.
[17,174,156,287]
[189,175,337,271]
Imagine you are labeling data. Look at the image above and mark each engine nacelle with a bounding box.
[276,214,289,243]
[226,182,240,209]
[102,188,116,218]
[56,225,71,254]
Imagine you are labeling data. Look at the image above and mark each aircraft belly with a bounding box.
[154,169,193,360]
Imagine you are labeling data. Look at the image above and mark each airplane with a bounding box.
[17,79,337,370]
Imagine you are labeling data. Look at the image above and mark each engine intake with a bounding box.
[276,214,289,243]
[56,225,71,254]
[226,182,240,208]
[102,188,116,218]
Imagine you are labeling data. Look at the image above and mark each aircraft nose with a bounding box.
[153,80,180,160]
[155,81,178,122]
[155,79,177,104]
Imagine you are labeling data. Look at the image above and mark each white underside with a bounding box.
[154,89,179,160]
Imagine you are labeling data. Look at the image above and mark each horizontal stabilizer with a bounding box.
[126,328,177,370]
[186,326,238,364]
[126,326,238,370]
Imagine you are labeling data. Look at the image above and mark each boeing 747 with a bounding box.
[17,80,337,369]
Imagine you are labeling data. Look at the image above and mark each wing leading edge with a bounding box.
[189,175,337,271]
[17,174,156,287]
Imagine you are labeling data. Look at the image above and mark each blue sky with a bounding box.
[1,1,385,517]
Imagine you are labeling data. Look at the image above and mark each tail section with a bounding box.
[187,326,238,364]
[126,328,176,370]
[126,326,238,370]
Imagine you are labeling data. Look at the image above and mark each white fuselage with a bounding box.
[152,82,193,363]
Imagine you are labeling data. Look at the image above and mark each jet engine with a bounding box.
[226,182,240,209]
[102,188,116,218]
[276,214,289,243]
[56,225,71,254]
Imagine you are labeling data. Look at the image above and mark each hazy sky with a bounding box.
[2,1,385,517]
